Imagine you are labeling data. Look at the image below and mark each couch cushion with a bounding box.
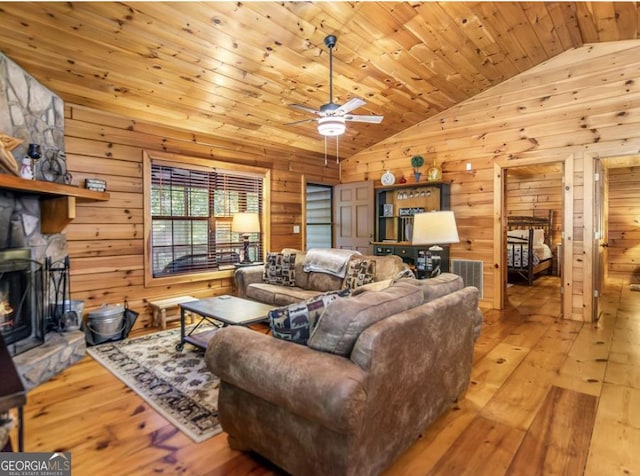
[246,283,319,306]
[342,259,376,291]
[307,272,344,293]
[308,280,423,357]
[413,273,464,302]
[364,254,406,281]
[268,289,351,345]
[349,278,392,296]
[263,252,296,286]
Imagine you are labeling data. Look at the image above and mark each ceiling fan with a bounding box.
[287,35,384,137]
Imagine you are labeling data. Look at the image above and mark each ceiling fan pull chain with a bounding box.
[336,135,339,164]
[324,136,328,166]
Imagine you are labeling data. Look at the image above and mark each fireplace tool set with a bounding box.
[45,256,81,332]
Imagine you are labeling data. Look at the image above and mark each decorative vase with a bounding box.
[427,161,442,182]
[413,171,421,182]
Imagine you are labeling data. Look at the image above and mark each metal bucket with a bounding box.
[87,304,125,344]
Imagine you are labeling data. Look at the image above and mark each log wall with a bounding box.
[607,166,640,284]
[340,41,640,320]
[65,105,339,330]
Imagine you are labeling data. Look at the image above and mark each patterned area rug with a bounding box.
[87,325,221,443]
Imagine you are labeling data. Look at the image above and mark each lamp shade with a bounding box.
[412,211,459,246]
[231,212,260,234]
[317,116,346,136]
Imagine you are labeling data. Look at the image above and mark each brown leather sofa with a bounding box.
[234,248,407,306]
[206,273,482,476]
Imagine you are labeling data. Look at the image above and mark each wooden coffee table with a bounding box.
[176,295,274,351]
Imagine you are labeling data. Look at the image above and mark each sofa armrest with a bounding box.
[205,326,367,433]
[234,266,264,298]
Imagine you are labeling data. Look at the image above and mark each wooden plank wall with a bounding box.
[340,41,640,320]
[64,105,339,330]
[607,166,640,284]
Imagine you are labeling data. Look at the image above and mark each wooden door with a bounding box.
[334,181,373,254]
[593,159,608,322]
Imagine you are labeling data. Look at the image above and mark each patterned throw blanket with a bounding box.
[303,248,361,278]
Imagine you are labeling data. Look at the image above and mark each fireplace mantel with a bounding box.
[0,174,110,233]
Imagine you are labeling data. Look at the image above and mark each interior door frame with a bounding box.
[493,154,574,320]
[586,152,640,320]
[591,158,607,322]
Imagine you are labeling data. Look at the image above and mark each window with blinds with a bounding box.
[306,184,333,249]
[150,162,263,277]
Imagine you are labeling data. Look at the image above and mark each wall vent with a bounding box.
[451,259,484,298]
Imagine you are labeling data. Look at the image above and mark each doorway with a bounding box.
[493,155,573,320]
[305,183,333,250]
[503,163,563,316]
[590,153,640,321]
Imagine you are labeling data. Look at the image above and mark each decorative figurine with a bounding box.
[20,157,34,179]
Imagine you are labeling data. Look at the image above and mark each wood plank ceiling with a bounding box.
[0,2,638,160]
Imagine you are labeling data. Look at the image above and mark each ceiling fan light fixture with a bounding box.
[317,116,346,136]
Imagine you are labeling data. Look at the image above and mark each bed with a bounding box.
[507,210,554,285]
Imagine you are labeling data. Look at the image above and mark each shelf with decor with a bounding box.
[373,181,451,274]
[0,174,110,233]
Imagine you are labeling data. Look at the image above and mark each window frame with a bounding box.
[143,150,270,287]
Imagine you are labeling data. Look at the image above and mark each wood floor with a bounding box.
[11,276,640,475]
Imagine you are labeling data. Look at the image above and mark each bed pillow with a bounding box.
[507,229,545,245]
[268,289,351,345]
[263,252,297,286]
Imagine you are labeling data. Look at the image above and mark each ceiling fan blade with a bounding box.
[289,104,321,115]
[284,118,317,126]
[344,114,384,124]
[336,97,367,114]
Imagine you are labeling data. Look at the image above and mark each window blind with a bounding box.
[306,184,333,249]
[151,163,263,277]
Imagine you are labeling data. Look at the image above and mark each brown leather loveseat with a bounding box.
[206,273,482,476]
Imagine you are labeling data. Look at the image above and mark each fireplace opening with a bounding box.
[0,248,45,356]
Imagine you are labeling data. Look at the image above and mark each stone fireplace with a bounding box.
[1,50,85,390]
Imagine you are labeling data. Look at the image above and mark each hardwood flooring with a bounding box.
[10,276,640,475]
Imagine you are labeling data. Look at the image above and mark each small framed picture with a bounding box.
[383,203,394,217]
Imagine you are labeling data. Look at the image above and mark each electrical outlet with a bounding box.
[293,225,300,233]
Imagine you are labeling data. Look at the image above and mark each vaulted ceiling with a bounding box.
[0,2,638,160]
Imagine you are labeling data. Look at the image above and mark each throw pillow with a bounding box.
[269,289,351,345]
[263,252,296,287]
[342,259,376,291]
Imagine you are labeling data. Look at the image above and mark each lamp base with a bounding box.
[430,254,442,278]
[241,236,252,264]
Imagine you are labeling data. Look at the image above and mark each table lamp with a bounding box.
[232,212,260,264]
[412,211,459,277]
